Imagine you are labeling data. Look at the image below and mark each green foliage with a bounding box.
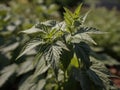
[16,4,118,90]
[86,7,120,64]
[0,0,60,90]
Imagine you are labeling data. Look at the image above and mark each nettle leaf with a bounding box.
[21,25,45,34]
[52,21,66,31]
[33,56,50,80]
[81,11,90,24]
[21,20,56,36]
[74,42,91,69]
[64,14,72,26]
[78,27,103,34]
[44,43,63,75]
[64,8,74,26]
[32,44,49,66]
[80,33,97,44]
[41,20,56,27]
[56,41,69,51]
[33,52,43,67]
[0,64,18,87]
[74,4,82,18]
[41,41,68,76]
[90,58,111,76]
[87,69,104,88]
[16,39,44,59]
[71,33,97,44]
[90,58,118,90]
[34,20,56,29]
[72,67,92,90]
[64,8,74,19]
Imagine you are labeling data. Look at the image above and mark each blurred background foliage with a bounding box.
[0,0,120,89]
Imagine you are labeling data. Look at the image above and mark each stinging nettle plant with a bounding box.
[17,4,118,90]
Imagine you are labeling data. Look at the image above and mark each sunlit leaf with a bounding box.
[74,4,82,18]
[16,40,44,59]
[90,58,118,90]
[41,20,56,27]
[21,25,45,34]
[32,56,50,80]
[71,33,97,44]
[81,10,90,24]
[78,27,103,34]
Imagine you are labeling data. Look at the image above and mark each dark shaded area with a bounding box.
[97,0,120,10]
